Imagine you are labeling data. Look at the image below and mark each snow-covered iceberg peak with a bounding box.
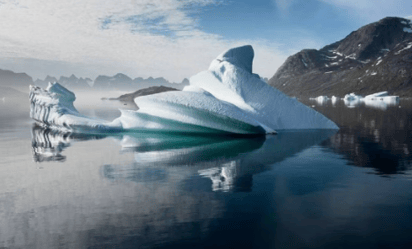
[186,45,339,131]
[210,45,254,74]
[30,45,338,135]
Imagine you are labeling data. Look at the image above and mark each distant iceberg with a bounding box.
[310,96,330,105]
[363,91,399,110]
[343,93,363,107]
[338,91,399,109]
[331,96,338,105]
[363,91,399,103]
[30,45,338,135]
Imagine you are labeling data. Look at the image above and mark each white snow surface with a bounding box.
[30,45,338,134]
[395,42,412,55]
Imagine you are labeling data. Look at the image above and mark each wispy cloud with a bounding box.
[272,0,295,16]
[0,0,287,81]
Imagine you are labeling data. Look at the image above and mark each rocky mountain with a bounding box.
[93,73,133,90]
[0,66,190,93]
[269,17,412,97]
[58,75,92,89]
[35,75,92,89]
[0,69,33,92]
[34,76,58,88]
[104,86,179,108]
[93,73,189,91]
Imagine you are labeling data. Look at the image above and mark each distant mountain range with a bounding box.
[269,17,412,97]
[92,73,189,91]
[0,69,33,92]
[1,69,189,92]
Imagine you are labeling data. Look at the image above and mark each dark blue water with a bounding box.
[1,96,412,248]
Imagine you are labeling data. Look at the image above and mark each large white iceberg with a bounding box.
[30,45,338,134]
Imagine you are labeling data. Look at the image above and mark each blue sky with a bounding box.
[0,0,411,81]
[197,0,412,51]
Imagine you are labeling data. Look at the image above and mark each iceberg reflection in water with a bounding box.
[31,124,106,162]
[31,125,336,192]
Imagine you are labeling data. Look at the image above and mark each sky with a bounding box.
[0,0,411,82]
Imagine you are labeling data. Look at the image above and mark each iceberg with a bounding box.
[331,96,339,105]
[363,91,399,103]
[339,91,399,109]
[343,93,363,107]
[363,91,399,110]
[29,45,338,135]
[310,96,330,105]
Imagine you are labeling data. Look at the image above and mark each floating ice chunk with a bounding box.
[363,91,399,108]
[331,96,338,105]
[344,93,362,102]
[343,93,363,107]
[30,45,338,134]
[310,96,329,105]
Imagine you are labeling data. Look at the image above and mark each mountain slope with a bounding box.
[269,17,412,97]
[0,69,33,92]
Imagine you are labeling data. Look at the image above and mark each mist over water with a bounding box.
[1,94,412,248]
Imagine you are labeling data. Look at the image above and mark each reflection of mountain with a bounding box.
[312,102,412,175]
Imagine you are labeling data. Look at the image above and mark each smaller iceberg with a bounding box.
[343,93,363,107]
[310,96,330,105]
[29,45,338,135]
[363,91,399,103]
[331,96,339,105]
[363,91,399,110]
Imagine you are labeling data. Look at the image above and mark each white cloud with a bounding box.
[0,0,287,81]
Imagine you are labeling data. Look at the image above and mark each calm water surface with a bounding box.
[1,95,412,248]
